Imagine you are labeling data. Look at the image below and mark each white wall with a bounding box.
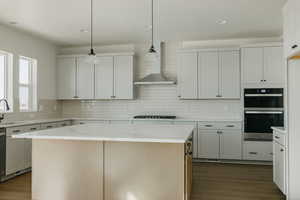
[0,25,60,121]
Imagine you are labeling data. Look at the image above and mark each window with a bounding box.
[0,50,13,112]
[19,56,37,112]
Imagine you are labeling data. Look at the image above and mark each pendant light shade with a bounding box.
[148,0,157,54]
[85,0,99,64]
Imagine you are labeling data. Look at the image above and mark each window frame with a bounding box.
[18,56,38,112]
[0,50,13,113]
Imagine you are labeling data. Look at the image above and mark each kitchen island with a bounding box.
[13,123,194,200]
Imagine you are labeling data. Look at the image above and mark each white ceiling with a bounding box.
[0,0,286,46]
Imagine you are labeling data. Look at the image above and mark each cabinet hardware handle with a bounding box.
[111,96,116,98]
[281,149,284,152]
[205,125,213,127]
[226,125,235,127]
[30,128,37,131]
[249,152,258,155]
[270,153,273,155]
[292,45,298,49]
[217,131,223,134]
[46,126,53,128]
[13,130,21,133]
[73,96,79,98]
[178,95,181,98]
[216,95,222,97]
[275,136,280,139]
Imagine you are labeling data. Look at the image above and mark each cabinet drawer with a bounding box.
[6,127,26,136]
[41,123,58,130]
[23,124,41,132]
[273,131,285,146]
[72,120,109,125]
[56,121,72,127]
[243,141,273,161]
[198,122,241,130]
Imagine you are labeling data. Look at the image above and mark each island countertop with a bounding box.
[12,123,194,143]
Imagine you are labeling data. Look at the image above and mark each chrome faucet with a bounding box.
[0,99,10,123]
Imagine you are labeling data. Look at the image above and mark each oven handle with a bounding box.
[245,111,284,114]
[244,94,283,97]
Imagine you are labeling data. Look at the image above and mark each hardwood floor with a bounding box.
[0,173,31,200]
[0,163,285,200]
[191,162,286,200]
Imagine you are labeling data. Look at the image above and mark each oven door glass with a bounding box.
[244,96,283,108]
[244,111,284,133]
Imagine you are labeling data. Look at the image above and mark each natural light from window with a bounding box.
[19,56,37,112]
[0,50,13,112]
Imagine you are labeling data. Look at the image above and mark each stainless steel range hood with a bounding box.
[134,42,176,85]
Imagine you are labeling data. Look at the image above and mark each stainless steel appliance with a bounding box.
[244,88,284,141]
[0,128,5,179]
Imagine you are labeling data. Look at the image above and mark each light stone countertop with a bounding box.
[12,124,195,143]
[0,117,243,128]
[271,127,287,134]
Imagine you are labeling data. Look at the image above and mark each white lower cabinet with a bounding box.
[273,142,286,194]
[198,129,242,160]
[243,141,273,161]
[219,130,242,160]
[198,130,219,159]
[6,129,25,175]
[6,125,40,175]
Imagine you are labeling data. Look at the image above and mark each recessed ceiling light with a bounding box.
[9,21,18,25]
[80,29,89,33]
[217,19,227,25]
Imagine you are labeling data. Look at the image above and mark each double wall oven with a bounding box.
[244,88,284,141]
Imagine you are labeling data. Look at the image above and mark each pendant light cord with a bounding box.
[151,0,154,47]
[90,0,93,51]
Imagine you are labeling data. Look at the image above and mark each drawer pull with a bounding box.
[249,152,258,155]
[46,126,53,128]
[226,125,235,128]
[205,125,213,127]
[292,45,298,49]
[275,136,280,139]
[12,130,21,133]
[281,149,284,152]
[30,128,37,131]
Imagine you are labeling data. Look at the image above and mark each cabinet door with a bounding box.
[219,130,242,160]
[76,57,95,99]
[57,57,76,99]
[178,52,198,99]
[219,51,240,99]
[113,56,133,99]
[23,125,40,169]
[5,127,26,175]
[94,57,114,99]
[263,47,284,85]
[283,0,296,57]
[274,142,286,194]
[198,51,219,98]
[197,130,219,159]
[242,48,264,84]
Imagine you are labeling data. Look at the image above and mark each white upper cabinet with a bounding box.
[219,51,240,99]
[283,0,300,58]
[199,51,219,98]
[57,53,134,100]
[113,56,133,99]
[178,49,240,100]
[242,46,284,86]
[178,52,198,99]
[263,47,284,85]
[57,57,76,99]
[77,57,95,99]
[94,57,114,99]
[242,47,264,84]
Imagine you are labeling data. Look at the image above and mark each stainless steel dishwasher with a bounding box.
[0,128,5,179]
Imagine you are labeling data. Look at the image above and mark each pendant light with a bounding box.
[148,0,157,54]
[86,0,98,64]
